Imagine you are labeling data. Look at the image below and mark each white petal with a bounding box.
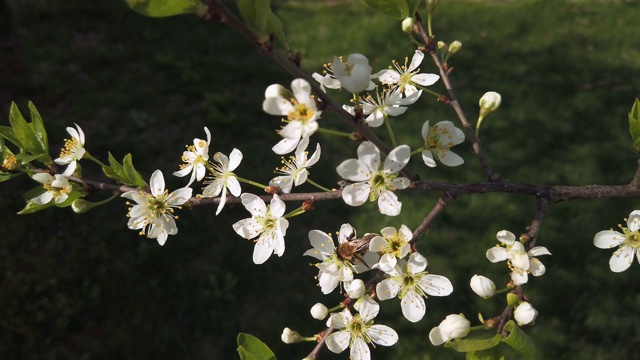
[337,159,371,182]
[378,190,402,216]
[486,247,508,263]
[496,230,516,245]
[594,230,625,248]
[408,252,427,273]
[228,148,243,171]
[358,295,380,322]
[262,97,293,116]
[528,246,551,257]
[272,137,299,155]
[149,170,165,197]
[609,246,634,272]
[252,238,274,264]
[350,337,371,360]
[438,150,464,167]
[384,145,410,174]
[377,69,400,85]
[358,141,381,173]
[422,150,437,167]
[240,193,267,216]
[378,253,398,273]
[628,211,640,232]
[325,331,350,354]
[269,194,286,217]
[429,326,448,346]
[226,176,242,196]
[167,187,192,206]
[408,50,424,71]
[368,235,386,252]
[401,290,426,322]
[529,258,546,276]
[342,183,370,207]
[418,274,454,296]
[291,78,312,101]
[232,218,262,239]
[376,278,401,300]
[369,324,398,346]
[216,189,227,215]
[364,111,385,128]
[411,73,439,87]
[421,120,431,140]
[511,269,529,285]
[318,271,340,294]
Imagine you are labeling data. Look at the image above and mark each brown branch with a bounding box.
[631,159,640,188]
[524,196,550,248]
[410,193,455,246]
[306,327,334,360]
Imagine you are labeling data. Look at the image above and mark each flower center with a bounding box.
[288,100,315,123]
[624,229,640,248]
[60,137,80,158]
[346,315,371,344]
[149,192,171,217]
[368,171,398,201]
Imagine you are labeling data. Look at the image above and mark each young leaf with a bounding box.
[253,0,271,34]
[501,320,537,359]
[0,125,19,147]
[125,0,198,17]
[445,330,502,352]
[236,0,256,27]
[266,10,289,50]
[122,154,147,187]
[629,98,640,151]
[467,345,505,360]
[9,102,40,155]
[102,152,147,188]
[28,101,49,153]
[364,0,409,20]
[237,333,277,360]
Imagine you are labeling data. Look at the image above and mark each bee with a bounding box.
[337,232,376,262]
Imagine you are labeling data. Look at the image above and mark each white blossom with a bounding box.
[376,253,453,322]
[281,327,302,344]
[368,225,412,273]
[594,210,640,272]
[343,87,421,127]
[202,149,242,215]
[31,173,73,205]
[325,295,398,360]
[331,54,373,93]
[347,279,366,299]
[336,141,410,216]
[310,303,328,320]
[263,79,321,155]
[54,123,86,177]
[486,230,551,285]
[121,170,192,246]
[232,194,289,265]
[377,50,440,96]
[269,137,320,193]
[173,127,211,186]
[421,120,465,167]
[513,302,538,325]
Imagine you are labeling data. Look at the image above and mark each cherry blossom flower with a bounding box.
[343,87,421,127]
[304,223,376,294]
[173,127,211,186]
[421,120,465,167]
[31,173,73,205]
[263,79,321,155]
[486,230,551,285]
[594,210,640,272]
[269,137,320,193]
[377,50,440,96]
[202,149,242,215]
[376,252,453,322]
[336,141,410,216]
[54,124,86,176]
[232,194,289,265]
[331,54,373,93]
[369,225,412,273]
[121,170,193,246]
[429,314,471,346]
[325,295,398,360]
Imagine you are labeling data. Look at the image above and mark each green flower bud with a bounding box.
[448,41,462,55]
[479,91,502,115]
[402,17,416,35]
[71,199,97,213]
[427,0,440,14]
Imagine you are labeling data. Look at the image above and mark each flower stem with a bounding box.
[469,324,487,332]
[415,85,441,99]
[85,152,108,168]
[494,286,512,295]
[410,146,425,156]
[384,115,397,148]
[327,304,346,313]
[236,176,268,190]
[476,116,485,137]
[427,13,434,37]
[283,206,305,219]
[306,178,332,192]
[317,127,353,138]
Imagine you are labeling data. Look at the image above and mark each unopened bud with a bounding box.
[310,303,328,320]
[479,91,502,116]
[71,199,97,214]
[437,41,447,51]
[514,302,538,325]
[402,17,416,35]
[448,41,462,55]
[281,327,302,344]
[427,0,440,14]
[470,274,496,299]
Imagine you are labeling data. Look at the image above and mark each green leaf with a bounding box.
[407,0,423,15]
[0,125,18,147]
[467,345,505,360]
[254,0,270,33]
[266,10,288,50]
[446,330,502,352]
[629,98,640,151]
[18,199,54,214]
[125,0,197,17]
[363,0,409,20]
[9,102,40,155]
[103,152,147,188]
[237,333,277,360]
[236,0,256,27]
[0,171,22,182]
[28,101,49,153]
[501,320,536,359]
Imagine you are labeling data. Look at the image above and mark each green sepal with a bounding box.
[501,320,536,359]
[102,152,147,188]
[445,330,502,352]
[466,345,505,360]
[125,0,198,17]
[628,98,640,151]
[237,333,277,360]
[364,0,410,20]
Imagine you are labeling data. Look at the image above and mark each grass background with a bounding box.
[1,0,640,359]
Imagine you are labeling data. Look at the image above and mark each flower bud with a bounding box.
[310,303,328,320]
[281,327,302,344]
[427,0,440,14]
[470,274,496,299]
[479,91,502,117]
[402,17,416,35]
[514,302,538,325]
[448,41,462,55]
[331,54,372,93]
[429,314,471,346]
[347,279,366,299]
[71,199,97,214]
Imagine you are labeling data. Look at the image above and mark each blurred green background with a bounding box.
[1,0,640,359]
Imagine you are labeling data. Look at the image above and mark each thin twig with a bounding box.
[410,193,455,245]
[524,196,550,248]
